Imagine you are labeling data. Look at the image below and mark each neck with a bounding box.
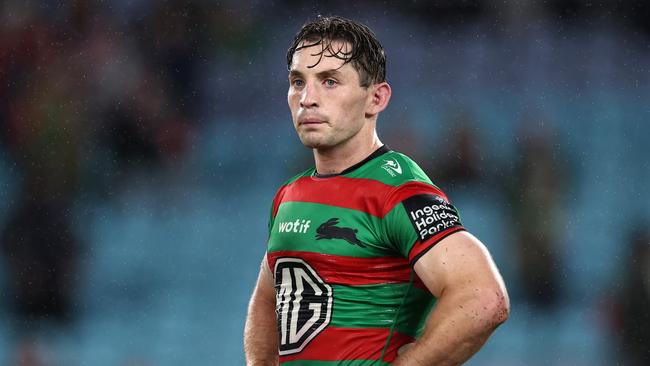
[313,130,383,175]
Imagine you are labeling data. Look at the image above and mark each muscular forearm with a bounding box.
[392,287,508,366]
[244,258,279,366]
[244,294,279,366]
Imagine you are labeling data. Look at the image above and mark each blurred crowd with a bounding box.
[0,1,649,365]
[0,1,203,363]
[0,0,198,324]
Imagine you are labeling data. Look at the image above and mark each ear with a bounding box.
[366,82,392,116]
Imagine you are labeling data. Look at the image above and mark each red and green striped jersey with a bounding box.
[267,146,465,365]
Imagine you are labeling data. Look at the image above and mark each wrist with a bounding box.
[391,344,423,366]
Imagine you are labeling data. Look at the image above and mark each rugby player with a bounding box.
[244,16,509,366]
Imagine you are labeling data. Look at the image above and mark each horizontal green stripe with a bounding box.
[269,201,390,258]
[282,359,389,366]
[394,289,437,337]
[330,283,435,337]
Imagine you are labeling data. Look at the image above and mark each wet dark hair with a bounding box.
[286,16,386,87]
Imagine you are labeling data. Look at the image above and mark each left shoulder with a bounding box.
[370,150,435,187]
[379,151,454,203]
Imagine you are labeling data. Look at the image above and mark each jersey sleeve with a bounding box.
[267,203,275,238]
[268,184,288,238]
[382,182,465,265]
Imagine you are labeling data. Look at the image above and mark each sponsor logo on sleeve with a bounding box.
[402,194,462,242]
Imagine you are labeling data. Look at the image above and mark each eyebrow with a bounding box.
[288,69,344,79]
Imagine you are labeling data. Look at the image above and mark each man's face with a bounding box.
[288,40,373,150]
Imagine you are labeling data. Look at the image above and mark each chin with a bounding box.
[300,139,326,149]
[298,133,328,149]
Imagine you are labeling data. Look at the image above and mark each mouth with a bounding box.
[298,115,327,126]
[298,119,326,126]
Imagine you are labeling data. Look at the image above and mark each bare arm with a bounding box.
[392,231,509,366]
[244,255,279,366]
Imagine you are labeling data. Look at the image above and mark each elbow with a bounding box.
[485,287,510,328]
[474,286,509,330]
[493,297,510,328]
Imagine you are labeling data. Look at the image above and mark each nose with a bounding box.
[299,82,319,109]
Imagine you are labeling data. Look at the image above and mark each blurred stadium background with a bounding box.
[1,0,649,365]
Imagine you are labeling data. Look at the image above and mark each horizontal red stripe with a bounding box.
[275,177,449,219]
[280,176,394,217]
[408,227,466,264]
[268,251,413,285]
[279,326,414,363]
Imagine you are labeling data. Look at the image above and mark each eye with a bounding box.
[291,79,304,88]
[324,79,337,87]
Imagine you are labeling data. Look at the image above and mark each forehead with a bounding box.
[289,39,356,74]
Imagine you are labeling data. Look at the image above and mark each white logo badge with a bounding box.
[275,258,332,355]
[381,159,402,177]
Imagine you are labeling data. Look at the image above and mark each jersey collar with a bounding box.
[313,145,391,178]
